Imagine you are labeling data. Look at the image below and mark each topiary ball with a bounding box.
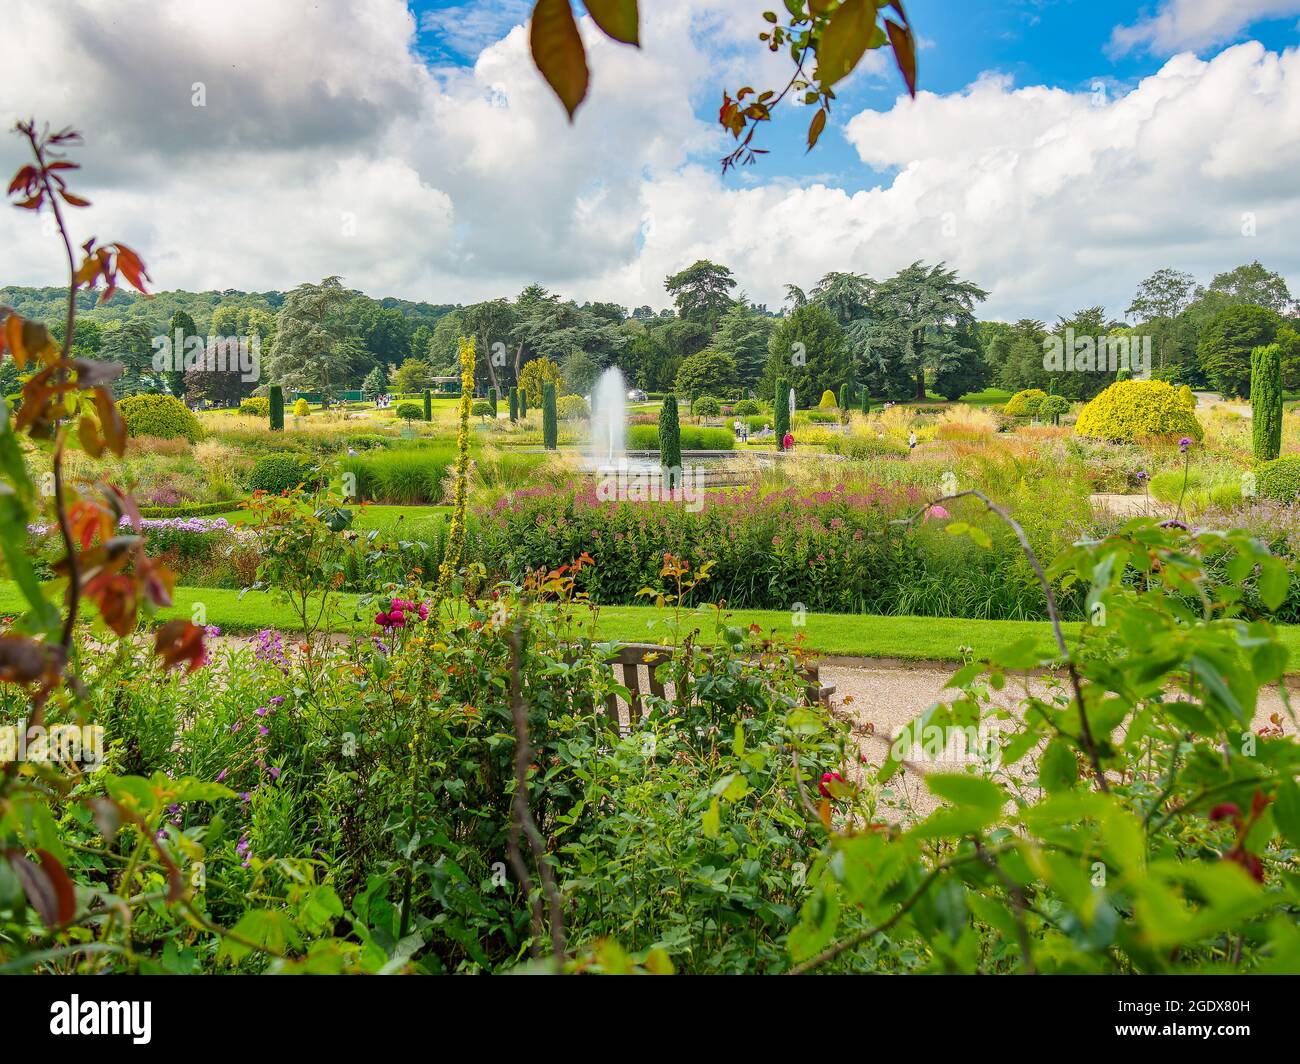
[1074,380,1204,443]
[1004,389,1048,418]
[118,394,202,443]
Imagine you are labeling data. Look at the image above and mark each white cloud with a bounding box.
[0,2,1297,324]
[1110,0,1300,56]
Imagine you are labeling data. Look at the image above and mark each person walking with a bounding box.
[908,429,917,453]
[782,430,794,452]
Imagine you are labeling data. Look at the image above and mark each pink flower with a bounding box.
[924,505,950,522]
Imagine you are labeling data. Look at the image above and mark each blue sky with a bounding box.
[408,0,1300,193]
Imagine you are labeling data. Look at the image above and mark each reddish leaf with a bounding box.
[884,17,917,97]
[807,108,828,151]
[530,0,589,121]
[6,849,77,928]
[584,0,639,45]
[110,243,151,295]
[155,619,207,673]
[59,190,92,208]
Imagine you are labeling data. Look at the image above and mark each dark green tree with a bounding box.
[508,387,519,423]
[423,389,432,422]
[269,384,284,431]
[676,349,738,401]
[488,387,498,419]
[542,382,558,450]
[1197,305,1280,398]
[765,304,849,408]
[1251,343,1283,462]
[658,393,682,487]
[664,260,737,328]
[166,310,198,398]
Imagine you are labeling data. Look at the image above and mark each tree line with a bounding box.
[5,257,1293,406]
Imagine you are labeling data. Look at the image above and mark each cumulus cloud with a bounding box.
[1110,0,1300,56]
[0,1,1297,323]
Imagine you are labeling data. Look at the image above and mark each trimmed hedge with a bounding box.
[629,423,734,451]
[693,395,721,417]
[1257,456,1300,503]
[1004,389,1048,418]
[119,394,202,443]
[269,385,284,431]
[139,499,244,518]
[1074,380,1204,443]
[239,397,269,417]
[557,394,590,420]
[246,452,317,495]
[1251,344,1283,462]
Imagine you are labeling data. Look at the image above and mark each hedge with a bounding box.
[118,394,202,443]
[1074,380,1204,443]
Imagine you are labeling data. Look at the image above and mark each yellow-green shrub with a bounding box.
[1074,380,1203,443]
[118,394,202,443]
[557,394,589,421]
[292,398,310,417]
[1004,389,1047,417]
[818,389,838,409]
[1257,456,1300,503]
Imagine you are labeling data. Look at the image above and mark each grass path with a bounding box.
[2,582,1297,669]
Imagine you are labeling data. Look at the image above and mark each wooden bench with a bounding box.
[594,643,835,731]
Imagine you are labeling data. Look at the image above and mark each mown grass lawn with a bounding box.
[4,581,1296,670]
[214,504,450,535]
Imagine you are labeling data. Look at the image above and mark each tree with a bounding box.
[519,356,561,409]
[1127,268,1197,323]
[658,394,682,486]
[542,382,558,450]
[664,261,736,328]
[676,349,738,401]
[519,387,529,419]
[765,304,849,409]
[392,357,433,394]
[1252,344,1283,462]
[101,319,156,397]
[264,276,357,404]
[488,387,498,418]
[1197,305,1280,398]
[932,326,989,401]
[560,350,599,395]
[269,384,284,431]
[166,310,197,397]
[809,271,874,327]
[710,304,775,389]
[361,365,387,401]
[509,387,519,424]
[1199,261,1294,316]
[423,389,432,422]
[861,262,988,400]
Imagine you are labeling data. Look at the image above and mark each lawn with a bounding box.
[5,581,1296,670]
[215,504,449,535]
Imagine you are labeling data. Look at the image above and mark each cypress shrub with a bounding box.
[508,387,519,423]
[519,388,528,418]
[860,389,870,416]
[542,383,558,450]
[423,389,432,422]
[269,384,284,432]
[1252,343,1283,462]
[840,383,853,411]
[659,393,682,488]
[774,377,790,448]
[488,387,498,419]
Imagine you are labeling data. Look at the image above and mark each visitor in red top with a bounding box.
[782,431,794,451]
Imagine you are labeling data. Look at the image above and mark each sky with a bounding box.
[1,0,1299,321]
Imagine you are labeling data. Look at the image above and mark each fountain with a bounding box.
[588,366,627,470]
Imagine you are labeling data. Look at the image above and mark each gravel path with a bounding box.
[822,661,1296,821]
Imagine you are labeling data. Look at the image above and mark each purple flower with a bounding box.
[216,768,227,782]
[1179,437,1193,453]
[1160,519,1189,531]
[269,695,284,706]
[258,725,269,737]
[255,706,269,717]
[268,766,281,780]
[1136,471,1148,482]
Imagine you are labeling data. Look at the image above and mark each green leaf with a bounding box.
[530,0,589,120]
[1258,556,1289,611]
[926,773,1006,812]
[585,0,639,45]
[816,0,884,87]
[701,796,720,839]
[1038,737,1077,795]
[1274,779,1300,850]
